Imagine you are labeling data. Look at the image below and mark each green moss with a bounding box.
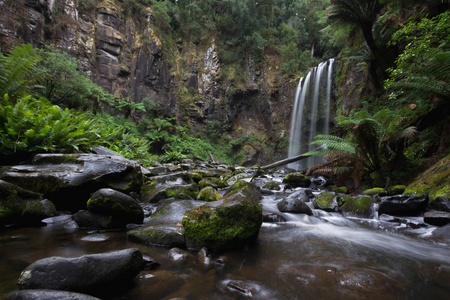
[182,198,262,252]
[165,185,198,199]
[336,194,353,207]
[283,172,311,187]
[405,154,450,200]
[330,186,348,194]
[387,185,406,195]
[262,181,281,191]
[314,192,335,209]
[340,196,374,218]
[197,187,221,202]
[363,188,387,196]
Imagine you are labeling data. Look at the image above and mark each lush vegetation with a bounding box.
[306,3,450,188]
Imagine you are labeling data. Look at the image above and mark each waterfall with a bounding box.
[288,59,334,170]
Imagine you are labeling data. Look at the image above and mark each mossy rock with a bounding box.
[198,177,228,189]
[197,187,221,202]
[363,188,387,196]
[336,194,353,207]
[387,185,406,196]
[340,196,374,218]
[404,154,450,201]
[21,199,57,225]
[330,185,348,194]
[262,181,281,191]
[182,185,263,252]
[165,184,199,200]
[283,172,311,188]
[313,192,338,212]
[87,188,144,225]
[225,181,262,202]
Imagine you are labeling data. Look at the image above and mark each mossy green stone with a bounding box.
[263,181,281,191]
[387,185,406,195]
[313,192,337,211]
[363,188,387,196]
[197,187,221,202]
[405,154,450,200]
[340,196,374,218]
[182,199,262,252]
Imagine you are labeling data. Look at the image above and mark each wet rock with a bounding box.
[21,199,58,226]
[127,199,203,248]
[198,247,212,265]
[340,196,374,218]
[81,234,110,242]
[182,183,263,252]
[0,180,43,226]
[4,289,101,300]
[198,177,228,189]
[262,181,281,191]
[432,223,450,241]
[282,172,311,188]
[263,211,287,222]
[17,248,144,294]
[142,255,160,270]
[428,196,450,212]
[141,173,199,203]
[87,188,144,226]
[0,154,143,211]
[276,189,314,215]
[424,211,450,226]
[197,186,221,202]
[313,192,338,212]
[363,187,388,196]
[167,247,193,263]
[277,198,313,215]
[74,210,113,228]
[378,194,428,216]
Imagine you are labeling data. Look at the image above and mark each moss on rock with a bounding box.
[197,187,221,202]
[340,196,374,218]
[283,172,311,188]
[263,181,281,191]
[363,188,387,196]
[404,154,450,201]
[313,192,338,212]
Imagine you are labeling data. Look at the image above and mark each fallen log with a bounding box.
[260,153,311,171]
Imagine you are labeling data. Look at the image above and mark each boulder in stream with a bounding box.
[0,153,143,211]
[128,199,204,248]
[0,179,57,226]
[424,211,450,226]
[87,188,144,226]
[282,172,311,188]
[340,196,375,218]
[17,248,144,295]
[277,189,314,215]
[313,192,338,212]
[4,289,101,300]
[182,181,263,252]
[378,194,428,216]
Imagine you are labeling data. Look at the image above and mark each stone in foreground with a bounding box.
[182,181,263,252]
[4,289,101,300]
[17,248,143,295]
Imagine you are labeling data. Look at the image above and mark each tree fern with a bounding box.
[0,44,46,101]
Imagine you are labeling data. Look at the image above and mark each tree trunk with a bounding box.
[260,153,311,171]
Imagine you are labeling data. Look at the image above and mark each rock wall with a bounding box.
[0,0,295,164]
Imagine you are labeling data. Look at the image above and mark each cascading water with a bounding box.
[288,58,334,170]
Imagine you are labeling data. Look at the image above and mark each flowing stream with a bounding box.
[1,171,449,299]
[288,59,335,170]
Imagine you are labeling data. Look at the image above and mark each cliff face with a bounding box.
[0,0,294,164]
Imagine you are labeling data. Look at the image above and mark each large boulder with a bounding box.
[313,192,338,212]
[0,180,57,226]
[182,182,263,252]
[424,211,450,226]
[87,188,144,226]
[428,196,450,212]
[378,194,428,216]
[0,154,143,211]
[4,290,101,300]
[277,189,314,215]
[340,196,375,218]
[17,248,144,294]
[128,199,204,248]
[283,172,311,188]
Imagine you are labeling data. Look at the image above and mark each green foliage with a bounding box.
[0,44,45,100]
[307,109,417,186]
[33,45,109,110]
[385,11,450,101]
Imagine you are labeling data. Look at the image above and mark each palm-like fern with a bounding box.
[306,109,417,186]
[0,44,45,101]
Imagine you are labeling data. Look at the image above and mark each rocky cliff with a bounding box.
[0,0,295,165]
